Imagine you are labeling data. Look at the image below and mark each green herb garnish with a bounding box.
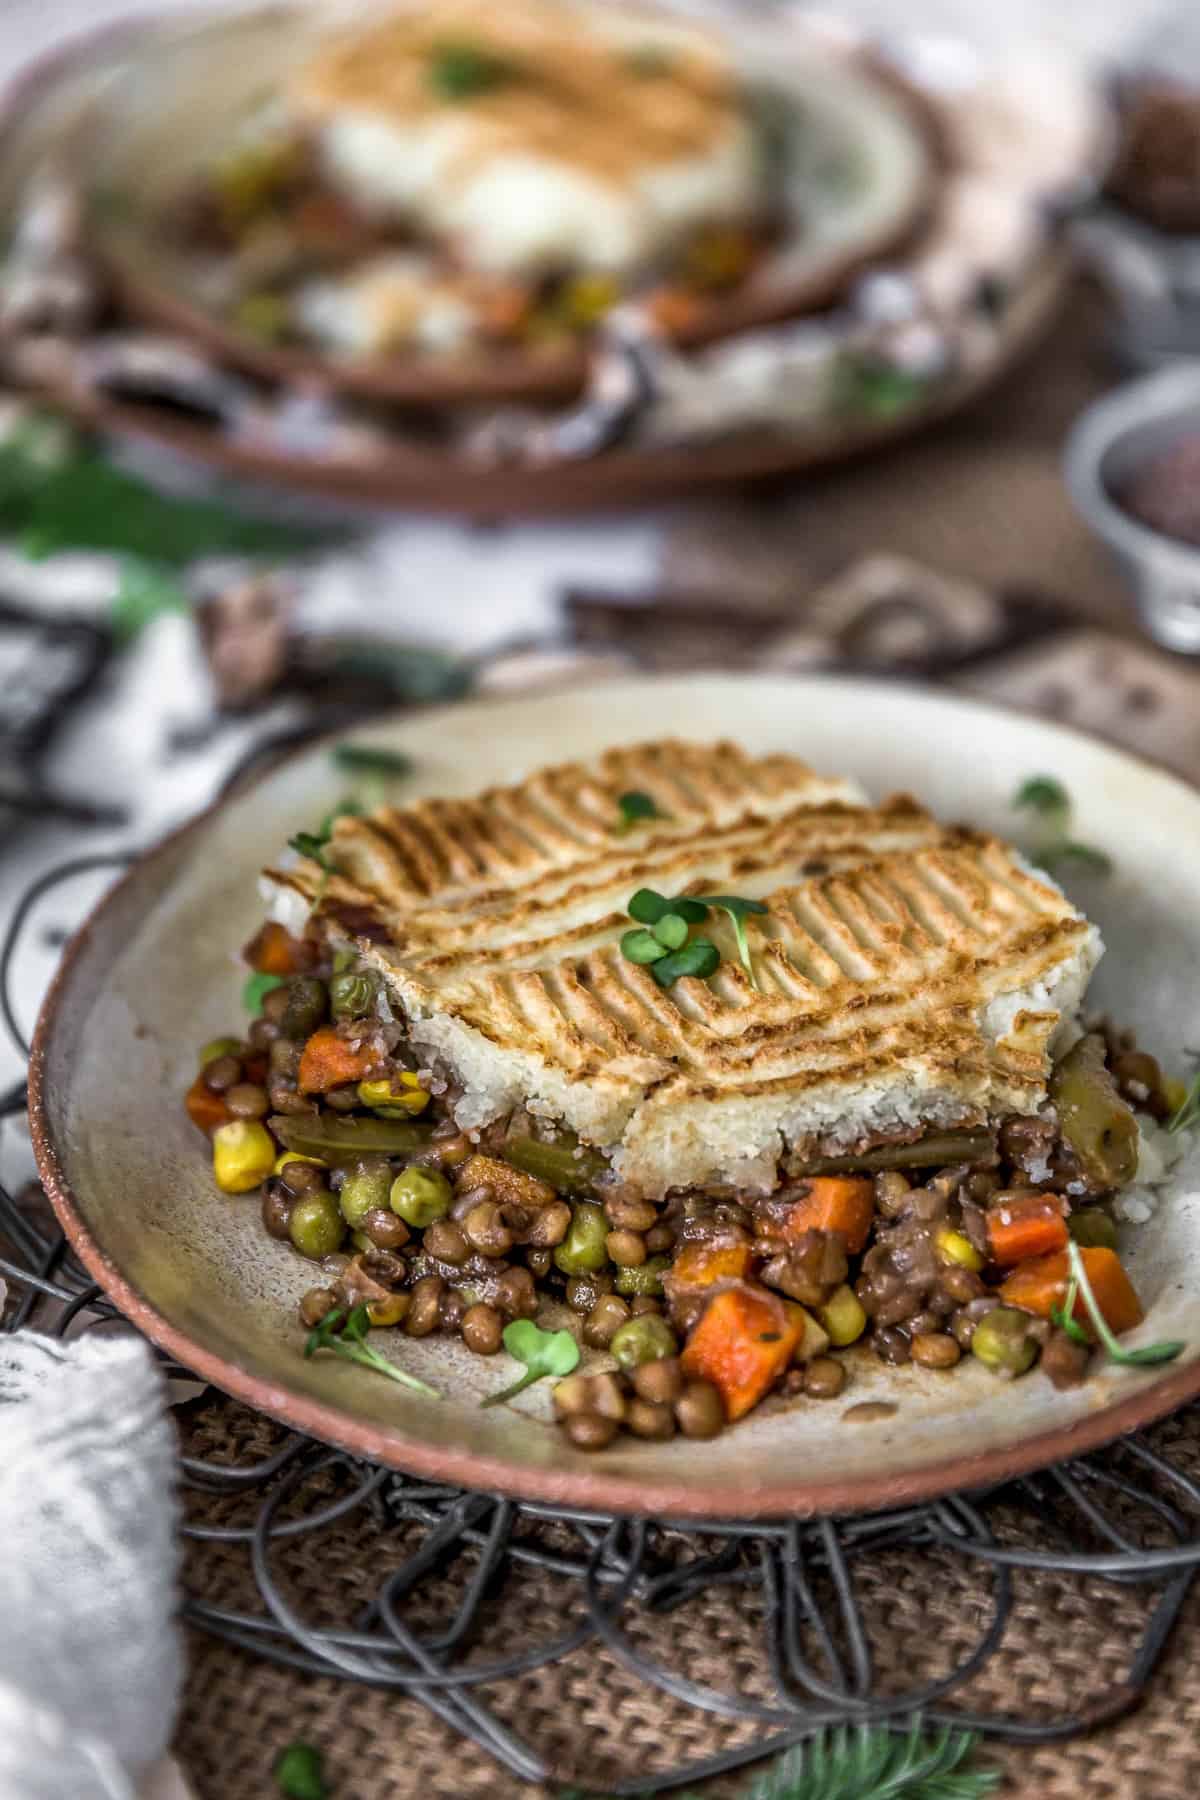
[288,800,363,874]
[1049,1271,1091,1346]
[628,888,706,925]
[1169,1071,1200,1135]
[243,971,285,1015]
[429,41,514,99]
[1013,776,1111,877]
[1014,775,1070,821]
[651,939,720,986]
[288,830,334,871]
[0,415,335,642]
[274,1742,328,1800]
[1061,1240,1184,1367]
[304,1304,441,1398]
[481,1318,580,1408]
[331,744,413,779]
[694,894,769,987]
[563,1716,998,1800]
[621,888,767,987]
[615,789,669,832]
[620,927,668,965]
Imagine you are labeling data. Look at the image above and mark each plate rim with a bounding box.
[36,252,1071,519]
[30,671,1200,1519]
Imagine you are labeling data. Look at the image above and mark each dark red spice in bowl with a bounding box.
[1114,434,1200,548]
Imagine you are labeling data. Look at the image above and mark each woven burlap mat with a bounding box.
[171,1391,1200,1800]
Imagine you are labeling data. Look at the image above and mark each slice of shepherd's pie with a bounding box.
[183,734,1173,1443]
[262,738,1101,1197]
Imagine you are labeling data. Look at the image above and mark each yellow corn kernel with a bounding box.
[357,1075,430,1117]
[213,1120,276,1193]
[367,1293,410,1328]
[819,1284,867,1348]
[559,273,619,328]
[936,1228,984,1273]
[272,1150,327,1176]
[1164,1077,1190,1116]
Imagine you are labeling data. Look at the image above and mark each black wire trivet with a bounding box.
[7,846,1200,1796]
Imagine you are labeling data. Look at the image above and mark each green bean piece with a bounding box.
[389,1165,452,1228]
[288,1190,346,1260]
[798,1128,998,1175]
[1050,1033,1139,1190]
[270,1114,433,1163]
[281,975,328,1041]
[553,1202,610,1274]
[610,1315,677,1372]
[330,967,380,1020]
[614,1253,670,1297]
[1068,1207,1119,1250]
[970,1307,1037,1377]
[338,1160,394,1228]
[197,1035,243,1071]
[502,1135,608,1195]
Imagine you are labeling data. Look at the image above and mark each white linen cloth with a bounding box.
[0,1331,184,1799]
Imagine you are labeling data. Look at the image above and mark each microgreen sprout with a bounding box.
[304,1304,441,1398]
[620,888,767,987]
[1012,776,1112,878]
[288,800,363,880]
[615,790,669,832]
[243,971,285,1015]
[694,894,769,987]
[650,939,720,986]
[287,830,334,871]
[481,1319,580,1408]
[1055,1241,1185,1367]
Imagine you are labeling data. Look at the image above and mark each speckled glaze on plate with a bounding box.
[30,676,1200,1518]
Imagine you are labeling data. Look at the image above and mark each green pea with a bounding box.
[197,1035,243,1071]
[610,1315,677,1372]
[970,1307,1037,1377]
[288,1190,346,1260]
[553,1202,610,1274]
[338,1160,393,1227]
[1068,1208,1118,1250]
[390,1164,452,1228]
[281,975,328,1040]
[330,967,380,1020]
[614,1253,670,1296]
[651,912,689,950]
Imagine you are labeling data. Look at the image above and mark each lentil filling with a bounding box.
[185,925,1170,1450]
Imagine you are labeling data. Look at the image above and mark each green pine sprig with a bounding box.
[561,1718,999,1800]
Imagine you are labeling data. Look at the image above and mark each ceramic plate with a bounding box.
[9,3,937,405]
[31,675,1200,1517]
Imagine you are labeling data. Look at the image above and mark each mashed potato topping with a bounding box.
[291,0,763,277]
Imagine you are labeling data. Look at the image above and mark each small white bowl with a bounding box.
[1066,366,1200,653]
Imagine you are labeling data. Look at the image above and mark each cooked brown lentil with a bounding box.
[191,972,1159,1454]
